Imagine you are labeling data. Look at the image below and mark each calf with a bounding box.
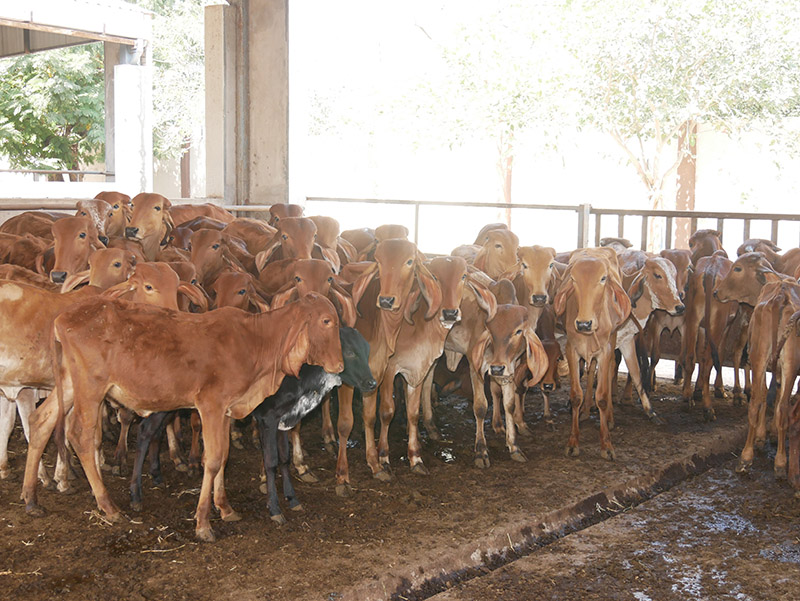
[0,212,57,240]
[169,203,235,226]
[126,193,174,261]
[268,203,304,226]
[256,217,318,268]
[221,218,277,255]
[50,217,106,283]
[23,293,343,542]
[689,229,724,265]
[473,228,520,279]
[738,238,800,277]
[94,191,132,238]
[779,310,800,488]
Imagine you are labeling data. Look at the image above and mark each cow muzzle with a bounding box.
[50,271,67,284]
[490,365,505,377]
[98,235,109,246]
[542,382,555,392]
[378,296,396,310]
[362,378,378,392]
[125,226,140,239]
[673,304,685,316]
[575,320,593,333]
[530,294,547,307]
[441,308,460,324]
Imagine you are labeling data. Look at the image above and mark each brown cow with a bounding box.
[211,271,270,312]
[340,228,376,258]
[50,216,106,283]
[600,237,633,254]
[0,212,57,240]
[22,293,343,542]
[0,264,59,290]
[169,203,235,227]
[689,229,724,265]
[190,229,255,288]
[505,245,565,329]
[221,218,277,255]
[472,228,520,279]
[94,191,132,238]
[778,310,800,488]
[76,199,113,244]
[256,217,318,269]
[554,248,631,459]
[0,232,50,273]
[737,238,800,277]
[126,193,174,261]
[333,239,441,494]
[268,203,304,226]
[308,215,346,272]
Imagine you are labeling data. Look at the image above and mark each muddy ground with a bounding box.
[0,374,781,601]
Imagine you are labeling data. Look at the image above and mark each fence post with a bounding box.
[577,203,591,248]
[413,203,420,246]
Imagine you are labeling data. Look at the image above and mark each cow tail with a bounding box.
[52,327,68,467]
[702,271,722,374]
[635,334,651,394]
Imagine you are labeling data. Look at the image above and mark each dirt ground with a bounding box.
[0,374,770,601]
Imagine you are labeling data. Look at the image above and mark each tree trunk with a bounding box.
[675,121,697,249]
[496,131,514,227]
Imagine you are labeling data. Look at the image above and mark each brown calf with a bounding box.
[94,191,132,238]
[126,193,174,260]
[50,216,106,284]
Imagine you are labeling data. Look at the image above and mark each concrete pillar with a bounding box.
[103,42,121,182]
[247,0,289,205]
[114,64,153,194]
[205,4,236,201]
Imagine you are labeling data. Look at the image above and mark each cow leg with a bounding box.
[377,375,396,475]
[737,355,768,473]
[320,391,337,453]
[421,364,442,441]
[165,415,188,472]
[682,313,700,404]
[15,389,55,488]
[490,376,505,435]
[254,409,286,523]
[619,338,659,422]
[111,407,134,477]
[289,424,317,483]
[188,411,202,474]
[773,363,793,480]
[405,381,428,475]
[230,419,245,450]
[194,409,231,542]
[596,348,616,461]
[502,381,526,462]
[278,430,302,512]
[211,414,238,523]
[0,397,15,479]
[566,345,584,457]
[787,360,800,488]
[470,363,491,468]
[147,435,164,487]
[605,357,616,430]
[334,385,355,497]
[130,411,171,512]
[581,359,595,421]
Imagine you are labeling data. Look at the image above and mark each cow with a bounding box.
[332,239,441,495]
[472,228,520,279]
[75,199,113,244]
[125,193,174,261]
[737,238,800,277]
[50,217,108,284]
[505,245,565,329]
[688,229,724,265]
[211,271,270,312]
[778,310,800,488]
[0,212,57,240]
[169,203,235,227]
[190,229,255,289]
[599,237,633,254]
[554,248,631,459]
[0,264,59,290]
[94,191,132,238]
[268,203,304,226]
[256,217,318,269]
[221,218,277,255]
[0,232,50,273]
[22,293,344,542]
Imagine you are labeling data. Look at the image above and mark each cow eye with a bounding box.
[495,244,502,249]
[145,284,153,291]
[79,232,87,239]
[406,259,413,266]
[169,236,174,242]
[654,273,663,279]
[549,262,554,268]
[344,350,355,358]
[108,212,113,218]
[113,262,122,268]
[327,276,333,283]
[191,278,197,285]
[515,329,523,335]
[212,244,220,250]
[600,275,607,283]
[522,263,528,269]
[734,266,742,272]
[237,289,246,295]
[80,211,87,216]
[295,276,302,282]
[155,206,161,212]
[113,204,119,209]
[323,318,332,325]
[282,234,288,240]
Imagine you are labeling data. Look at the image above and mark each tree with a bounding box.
[567,0,800,212]
[0,44,105,179]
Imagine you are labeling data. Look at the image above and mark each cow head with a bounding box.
[338,326,377,392]
[126,193,173,260]
[473,229,519,279]
[268,203,304,227]
[510,245,559,307]
[76,199,112,245]
[190,229,248,285]
[689,229,724,265]
[270,259,356,327]
[628,257,684,316]
[50,216,106,283]
[102,262,207,311]
[714,252,780,305]
[212,271,270,312]
[256,217,318,269]
[287,292,343,376]
[94,191,132,238]
[659,248,692,301]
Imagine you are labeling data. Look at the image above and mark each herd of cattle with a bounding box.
[0,191,799,542]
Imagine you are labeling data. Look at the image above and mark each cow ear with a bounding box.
[553,277,574,317]
[403,287,422,325]
[336,237,358,264]
[101,280,134,300]
[317,244,341,273]
[473,246,488,272]
[469,329,492,374]
[523,327,549,387]
[271,286,298,310]
[351,262,379,313]
[609,277,632,324]
[178,283,209,312]
[468,281,497,322]
[255,240,281,272]
[281,321,309,378]
[415,261,442,320]
[628,273,645,308]
[756,269,767,285]
[221,245,247,273]
[329,287,357,327]
[249,294,271,313]
[61,270,90,293]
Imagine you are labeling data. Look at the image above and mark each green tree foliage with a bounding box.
[0,44,105,176]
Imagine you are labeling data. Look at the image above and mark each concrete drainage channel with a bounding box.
[339,425,747,601]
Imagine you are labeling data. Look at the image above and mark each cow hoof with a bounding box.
[231,439,245,451]
[297,470,318,484]
[175,462,189,473]
[545,419,556,432]
[517,424,534,438]
[221,510,242,522]
[335,483,352,498]
[373,468,394,483]
[687,398,696,409]
[105,511,123,524]
[187,466,200,478]
[196,527,216,543]
[492,424,506,435]
[323,442,337,455]
[43,479,57,491]
[411,462,430,476]
[100,462,113,472]
[715,389,729,400]
[290,503,303,512]
[600,448,616,461]
[565,446,580,458]
[736,459,752,474]
[692,389,703,402]
[775,465,787,480]
[754,438,766,451]
[0,468,13,480]
[259,482,268,495]
[112,464,128,477]
[59,484,77,495]
[473,455,491,469]
[607,419,616,431]
[703,408,716,422]
[25,503,46,518]
[648,412,666,426]
[130,500,143,513]
[270,513,287,525]
[510,450,528,463]
[424,425,442,441]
